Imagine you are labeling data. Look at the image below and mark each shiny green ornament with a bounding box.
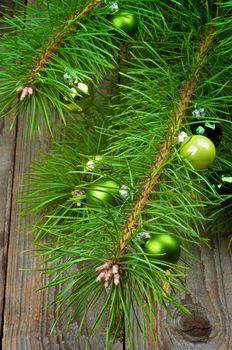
[63,82,92,112]
[144,234,181,267]
[109,10,138,38]
[180,135,216,170]
[86,177,121,207]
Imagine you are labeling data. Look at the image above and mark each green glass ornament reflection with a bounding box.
[143,234,181,267]
[86,177,121,207]
[180,135,216,170]
[109,10,138,38]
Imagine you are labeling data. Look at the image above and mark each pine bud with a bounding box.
[28,87,33,95]
[113,273,120,286]
[20,87,29,100]
[105,270,113,282]
[96,271,105,282]
[112,264,119,275]
[104,280,110,289]
[96,261,112,272]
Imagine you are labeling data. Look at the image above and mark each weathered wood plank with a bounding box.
[0,0,18,340]
[153,228,232,350]
[1,117,123,349]
[0,1,123,346]
[1,118,50,350]
[0,116,16,337]
[128,224,232,350]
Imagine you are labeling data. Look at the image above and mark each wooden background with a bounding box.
[0,1,232,349]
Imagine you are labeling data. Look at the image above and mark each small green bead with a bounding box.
[109,10,138,38]
[144,234,181,266]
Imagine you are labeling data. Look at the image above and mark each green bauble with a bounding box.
[63,82,92,112]
[144,234,181,266]
[86,177,121,207]
[109,10,138,38]
[180,135,216,170]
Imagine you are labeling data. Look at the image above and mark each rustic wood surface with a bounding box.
[1,1,232,350]
[153,229,232,350]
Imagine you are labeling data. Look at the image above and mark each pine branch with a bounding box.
[0,0,126,134]
[17,0,102,100]
[120,26,214,253]
[95,26,215,287]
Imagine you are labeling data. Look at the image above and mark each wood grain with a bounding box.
[3,114,232,350]
[0,116,16,337]
[1,112,123,350]
[0,0,18,340]
[1,116,49,350]
[128,228,232,350]
[153,226,232,350]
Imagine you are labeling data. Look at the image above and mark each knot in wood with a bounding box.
[174,303,212,343]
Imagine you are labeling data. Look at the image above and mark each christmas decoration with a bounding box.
[180,135,216,170]
[208,171,232,195]
[106,2,119,12]
[135,230,151,246]
[1,1,231,349]
[143,233,181,267]
[85,177,127,207]
[192,107,206,118]
[190,107,222,146]
[62,82,92,112]
[138,231,151,241]
[83,156,104,181]
[63,72,75,84]
[84,156,104,172]
[178,131,188,143]
[108,10,138,38]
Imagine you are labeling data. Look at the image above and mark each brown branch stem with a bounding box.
[18,0,102,99]
[119,26,214,255]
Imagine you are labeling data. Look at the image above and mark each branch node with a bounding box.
[96,262,121,287]
[17,86,34,100]
[95,261,112,272]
